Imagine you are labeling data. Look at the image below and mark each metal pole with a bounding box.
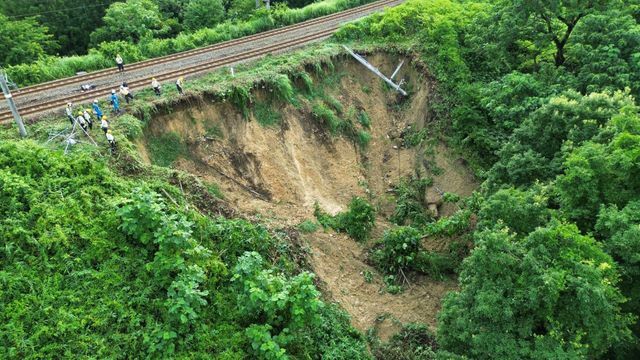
[0,71,27,137]
[343,46,407,96]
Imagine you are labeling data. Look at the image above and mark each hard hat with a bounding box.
[102,115,107,120]
[93,99,98,103]
[111,89,116,94]
[67,102,72,106]
[78,111,83,115]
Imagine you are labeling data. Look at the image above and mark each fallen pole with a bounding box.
[343,45,407,96]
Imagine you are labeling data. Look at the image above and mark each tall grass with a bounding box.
[7,0,374,87]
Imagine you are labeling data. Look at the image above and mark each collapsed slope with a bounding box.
[139,52,477,336]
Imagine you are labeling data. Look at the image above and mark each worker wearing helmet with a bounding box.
[92,100,103,121]
[65,102,75,126]
[120,83,134,104]
[83,108,93,130]
[106,130,116,152]
[151,78,161,96]
[76,111,88,132]
[100,116,109,134]
[110,90,120,114]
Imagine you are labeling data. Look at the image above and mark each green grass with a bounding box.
[147,131,188,167]
[253,102,282,127]
[358,110,371,129]
[312,101,341,134]
[298,219,320,233]
[205,122,224,139]
[324,95,344,114]
[357,130,372,149]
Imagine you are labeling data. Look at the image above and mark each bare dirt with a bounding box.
[139,53,476,340]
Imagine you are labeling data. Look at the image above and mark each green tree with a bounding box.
[90,0,166,46]
[556,106,640,230]
[487,90,634,188]
[438,222,634,359]
[184,0,226,31]
[477,185,553,236]
[596,201,640,356]
[508,0,613,66]
[0,0,117,57]
[567,9,640,94]
[0,13,57,66]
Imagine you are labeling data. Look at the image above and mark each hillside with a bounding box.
[2,0,640,359]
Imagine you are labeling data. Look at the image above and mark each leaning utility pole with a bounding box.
[0,70,27,137]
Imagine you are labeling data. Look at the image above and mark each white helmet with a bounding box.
[93,99,98,103]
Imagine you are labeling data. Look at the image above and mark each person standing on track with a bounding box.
[176,77,184,95]
[115,54,125,72]
[151,78,161,96]
[120,83,134,104]
[65,102,75,126]
[92,100,103,121]
[110,90,121,114]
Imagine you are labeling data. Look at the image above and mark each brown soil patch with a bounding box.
[139,53,474,339]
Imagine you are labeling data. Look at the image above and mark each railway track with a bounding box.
[0,0,401,124]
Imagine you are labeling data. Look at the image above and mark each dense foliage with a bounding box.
[1,0,374,85]
[339,0,640,357]
[0,141,369,358]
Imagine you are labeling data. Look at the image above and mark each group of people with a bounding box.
[64,54,188,153]
[114,54,185,97]
[65,101,115,152]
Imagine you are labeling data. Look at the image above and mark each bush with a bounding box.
[373,323,439,360]
[298,220,319,233]
[372,226,423,276]
[314,197,376,242]
[391,177,433,226]
[312,101,341,134]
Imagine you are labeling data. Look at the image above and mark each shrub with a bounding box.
[372,323,439,360]
[391,177,433,226]
[312,102,341,134]
[372,226,423,276]
[357,110,371,128]
[314,197,376,242]
[298,220,319,233]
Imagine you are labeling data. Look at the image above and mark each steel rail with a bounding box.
[11,0,396,97]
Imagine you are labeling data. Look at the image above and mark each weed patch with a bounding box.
[147,131,188,167]
[253,101,282,127]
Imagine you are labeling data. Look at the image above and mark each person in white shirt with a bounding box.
[115,54,124,72]
[151,78,161,96]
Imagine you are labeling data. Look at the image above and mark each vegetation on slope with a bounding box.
[0,141,369,358]
[337,0,640,358]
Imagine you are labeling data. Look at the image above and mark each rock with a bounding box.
[425,187,442,205]
[428,203,439,218]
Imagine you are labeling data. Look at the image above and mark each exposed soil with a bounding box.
[139,53,476,340]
